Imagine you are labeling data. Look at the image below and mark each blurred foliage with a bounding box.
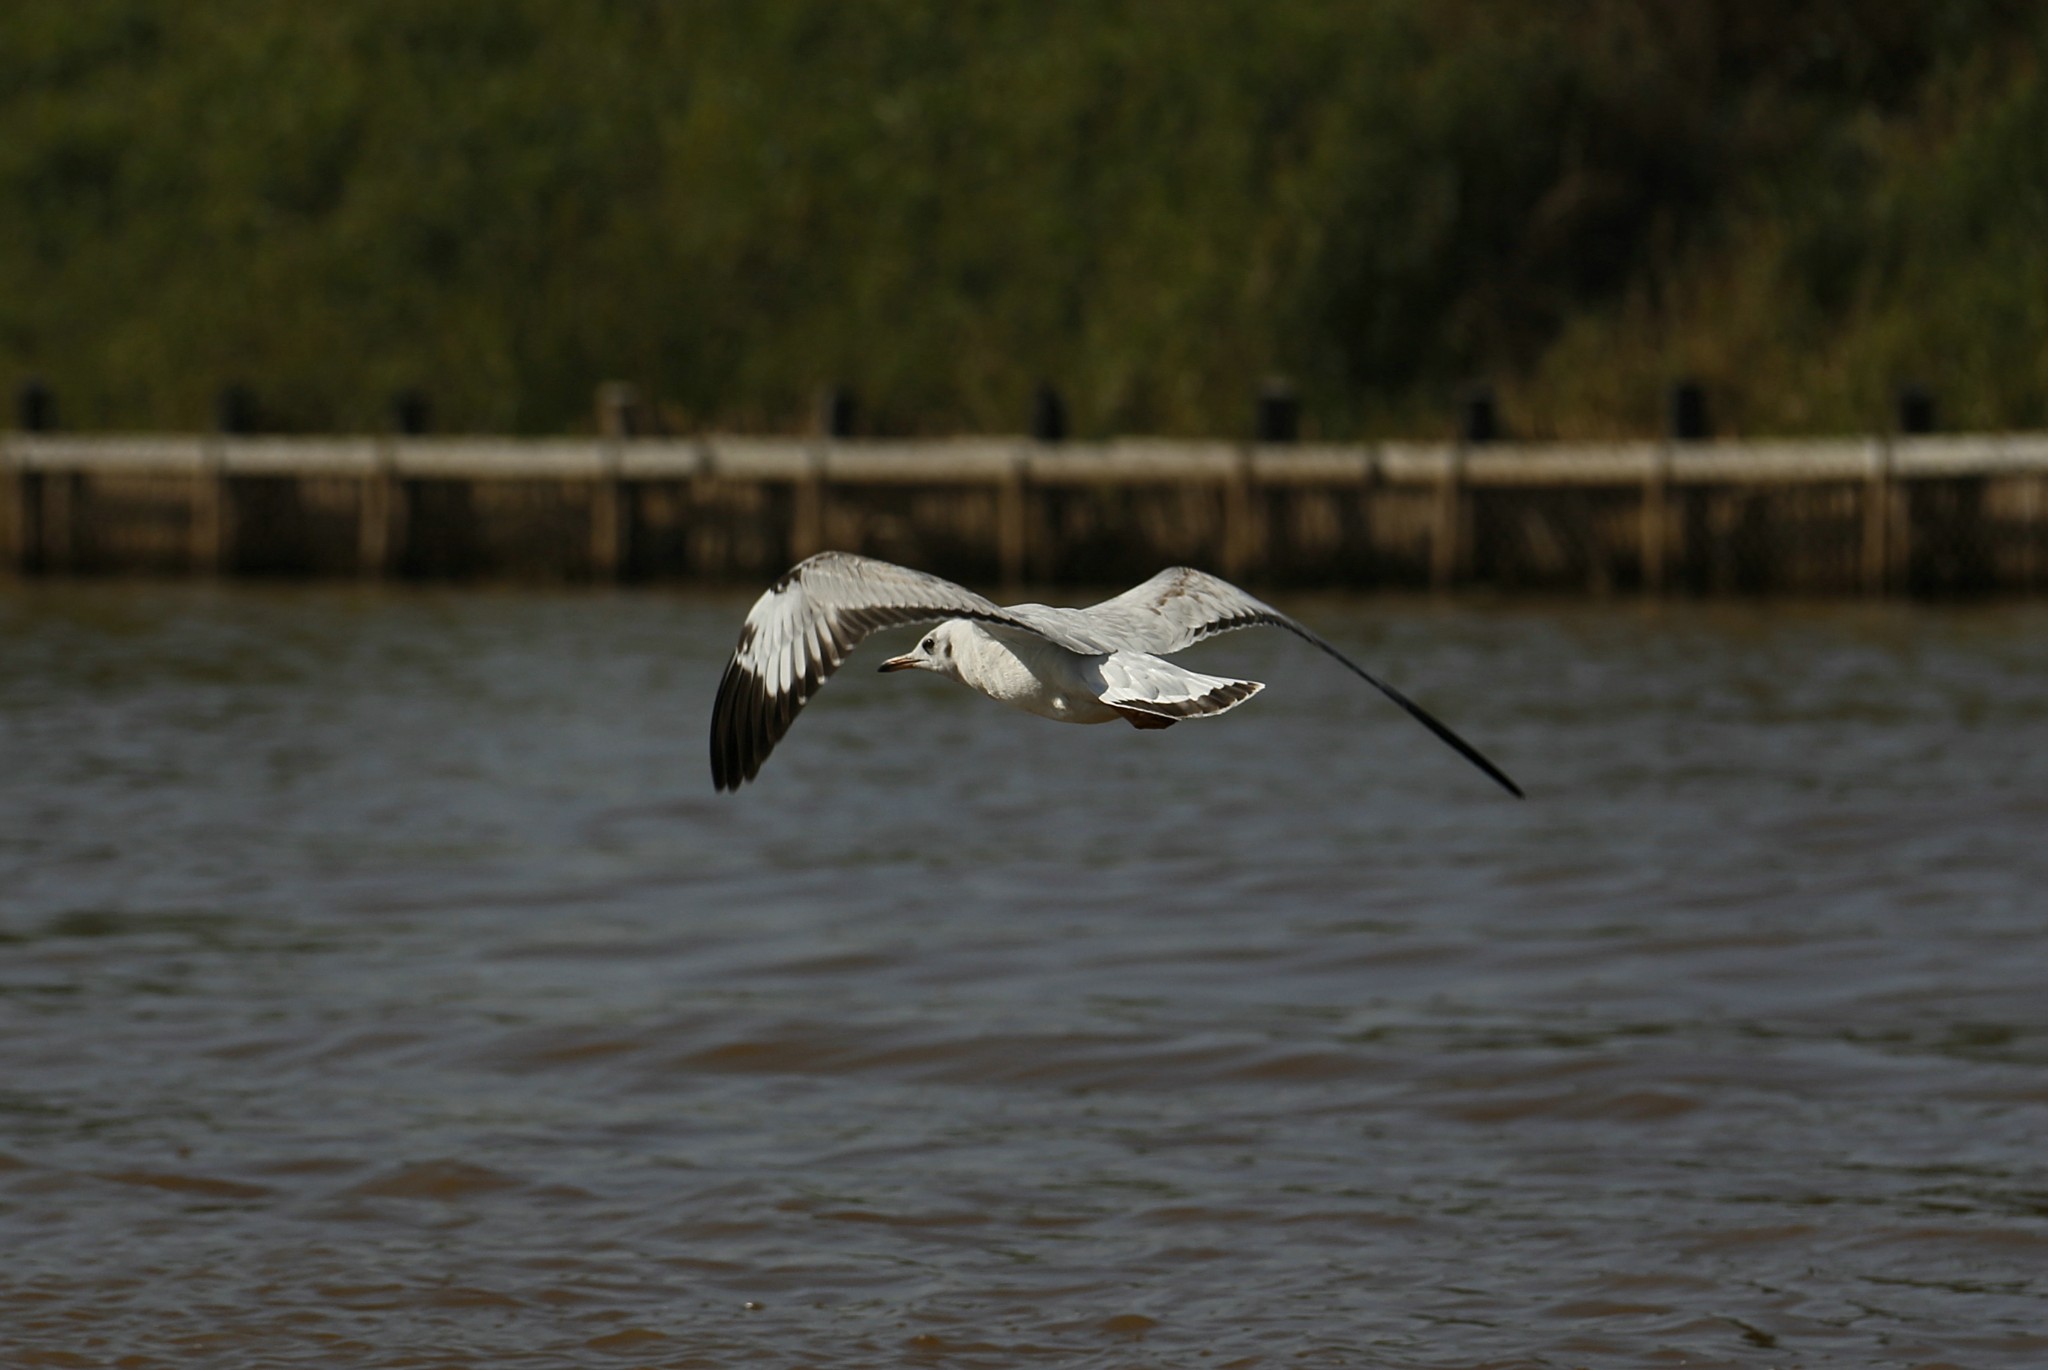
[0,1,2043,437]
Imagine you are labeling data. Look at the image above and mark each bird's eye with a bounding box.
[921,637,935,652]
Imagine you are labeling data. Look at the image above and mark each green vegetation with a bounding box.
[2,2,2043,437]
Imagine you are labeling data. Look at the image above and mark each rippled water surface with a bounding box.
[4,582,2047,1368]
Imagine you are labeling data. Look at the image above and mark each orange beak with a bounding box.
[877,654,919,672]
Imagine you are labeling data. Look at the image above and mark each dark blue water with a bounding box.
[3,583,2046,1367]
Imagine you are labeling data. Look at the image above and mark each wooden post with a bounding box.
[1357,443,1383,585]
[996,452,1028,588]
[688,449,718,579]
[2026,473,2045,593]
[1436,384,1497,591]
[216,384,255,436]
[590,443,628,580]
[16,380,54,433]
[0,442,21,574]
[1862,436,1893,595]
[7,387,47,574]
[1255,379,1299,444]
[1222,448,1258,580]
[1897,383,1936,437]
[191,442,229,574]
[1703,489,1731,594]
[40,467,77,573]
[1458,384,1499,444]
[359,443,405,577]
[790,448,825,562]
[1030,383,1066,444]
[816,386,856,439]
[1432,446,1466,591]
[597,382,641,439]
[1642,441,1670,594]
[392,389,431,436]
[1668,379,1711,442]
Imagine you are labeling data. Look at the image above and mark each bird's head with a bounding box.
[878,621,962,677]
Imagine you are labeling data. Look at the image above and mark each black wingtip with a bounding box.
[709,658,747,794]
[1281,619,1524,799]
[1418,706,1523,799]
[1380,681,1523,799]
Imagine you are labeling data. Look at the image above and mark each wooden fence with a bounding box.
[5,431,2047,593]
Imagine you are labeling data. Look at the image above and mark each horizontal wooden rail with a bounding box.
[5,431,2047,593]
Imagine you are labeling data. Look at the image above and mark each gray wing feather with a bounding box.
[1068,566,1278,653]
[988,567,1260,654]
[1071,568,1525,798]
[709,552,1035,790]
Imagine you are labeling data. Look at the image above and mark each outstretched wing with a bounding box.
[1072,566,1279,654]
[1073,567,1525,798]
[710,552,1031,791]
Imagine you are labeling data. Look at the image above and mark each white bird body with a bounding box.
[937,621,1112,722]
[708,551,1520,796]
[910,620,1260,728]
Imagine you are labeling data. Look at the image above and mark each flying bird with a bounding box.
[709,551,1522,797]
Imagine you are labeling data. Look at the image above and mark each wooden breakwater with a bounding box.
[4,431,2047,594]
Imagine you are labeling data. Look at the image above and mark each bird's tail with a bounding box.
[1096,651,1264,722]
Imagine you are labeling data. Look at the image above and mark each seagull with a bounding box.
[709,551,1522,797]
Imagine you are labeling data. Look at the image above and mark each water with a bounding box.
[3,582,2047,1368]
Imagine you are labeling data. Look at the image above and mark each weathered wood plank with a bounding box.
[5,430,2047,592]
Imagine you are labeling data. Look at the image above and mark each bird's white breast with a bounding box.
[949,622,1118,724]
